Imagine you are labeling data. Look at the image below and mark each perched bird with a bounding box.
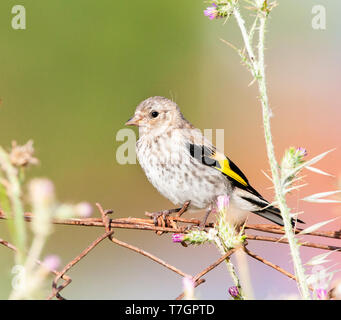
[126,96,302,227]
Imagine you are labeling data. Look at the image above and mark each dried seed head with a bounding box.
[10,140,39,167]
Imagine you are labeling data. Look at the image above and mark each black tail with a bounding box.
[241,195,304,227]
[252,205,304,227]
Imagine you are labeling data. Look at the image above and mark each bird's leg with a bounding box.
[199,207,213,229]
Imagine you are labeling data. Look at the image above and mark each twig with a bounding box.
[110,236,191,278]
[0,238,17,252]
[48,230,115,300]
[96,203,191,278]
[246,234,341,251]
[48,204,193,299]
[176,248,237,300]
[2,210,339,240]
[244,247,315,292]
[243,246,297,282]
[245,224,341,240]
[0,210,213,233]
[2,204,341,300]
[0,238,71,300]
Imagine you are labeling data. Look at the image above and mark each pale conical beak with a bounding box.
[125,116,141,126]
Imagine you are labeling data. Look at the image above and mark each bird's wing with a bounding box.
[186,142,265,200]
[186,140,304,226]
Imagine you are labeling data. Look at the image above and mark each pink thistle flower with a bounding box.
[296,147,307,157]
[75,202,93,218]
[316,288,328,300]
[204,3,219,20]
[43,255,61,271]
[228,286,240,299]
[217,195,229,212]
[172,233,185,243]
[29,178,55,205]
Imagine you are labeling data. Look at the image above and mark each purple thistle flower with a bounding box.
[75,202,93,218]
[43,255,61,271]
[204,3,219,20]
[296,147,307,157]
[316,288,328,300]
[228,286,240,299]
[217,195,229,212]
[172,233,185,243]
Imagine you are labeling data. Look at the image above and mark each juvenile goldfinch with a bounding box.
[126,96,302,227]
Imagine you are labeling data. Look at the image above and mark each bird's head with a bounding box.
[126,96,189,135]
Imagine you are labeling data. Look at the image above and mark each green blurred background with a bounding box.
[0,0,341,299]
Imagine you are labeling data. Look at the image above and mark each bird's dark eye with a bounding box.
[151,111,159,118]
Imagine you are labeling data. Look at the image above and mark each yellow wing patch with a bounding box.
[211,153,248,187]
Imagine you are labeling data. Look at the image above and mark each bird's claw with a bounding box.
[151,210,171,226]
[146,201,191,228]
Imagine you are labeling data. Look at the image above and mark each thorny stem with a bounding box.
[0,147,26,264]
[233,6,257,76]
[214,236,244,299]
[232,3,310,299]
[257,13,310,299]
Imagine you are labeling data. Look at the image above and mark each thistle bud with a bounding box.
[228,286,241,299]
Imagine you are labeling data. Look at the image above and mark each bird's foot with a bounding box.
[149,209,176,226]
[145,201,190,234]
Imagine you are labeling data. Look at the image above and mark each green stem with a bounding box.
[0,147,26,264]
[9,233,47,300]
[233,6,258,77]
[257,13,310,299]
[215,237,244,299]
[232,4,311,299]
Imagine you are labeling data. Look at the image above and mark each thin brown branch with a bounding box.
[48,204,193,299]
[245,224,341,240]
[0,237,71,300]
[1,210,339,241]
[0,210,211,233]
[2,204,341,300]
[0,238,17,252]
[243,247,316,291]
[95,202,192,278]
[109,236,191,278]
[175,248,237,300]
[246,234,341,251]
[48,230,115,300]
[243,246,297,282]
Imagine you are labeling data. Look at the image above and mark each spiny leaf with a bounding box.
[306,265,340,288]
[303,199,341,204]
[302,190,341,203]
[306,166,334,177]
[286,149,335,179]
[298,217,340,235]
[305,250,338,266]
[284,183,308,194]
